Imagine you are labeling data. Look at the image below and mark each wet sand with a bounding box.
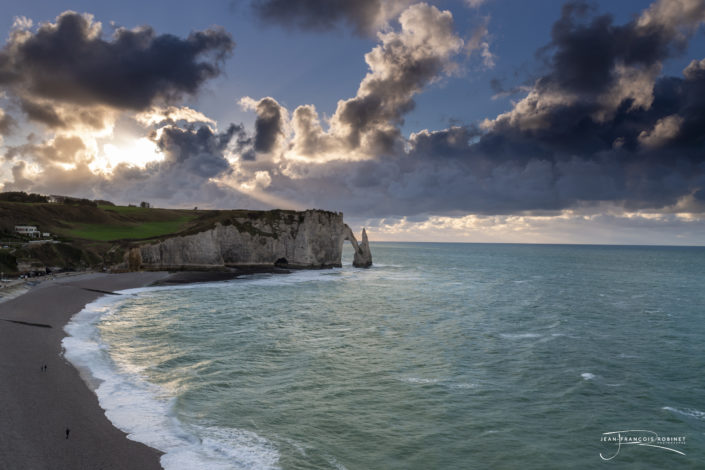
[0,272,170,469]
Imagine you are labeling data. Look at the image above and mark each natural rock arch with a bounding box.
[342,225,372,268]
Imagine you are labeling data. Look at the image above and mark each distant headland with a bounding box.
[0,192,371,277]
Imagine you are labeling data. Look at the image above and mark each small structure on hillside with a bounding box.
[15,225,40,238]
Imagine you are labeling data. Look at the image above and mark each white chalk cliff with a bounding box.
[126,209,372,270]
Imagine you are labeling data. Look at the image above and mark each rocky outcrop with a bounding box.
[352,228,372,268]
[127,209,372,271]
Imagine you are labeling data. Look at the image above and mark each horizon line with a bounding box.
[364,240,705,248]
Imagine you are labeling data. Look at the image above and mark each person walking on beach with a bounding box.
[65,428,70,439]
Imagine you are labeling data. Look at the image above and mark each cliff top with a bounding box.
[0,200,341,274]
[0,201,339,243]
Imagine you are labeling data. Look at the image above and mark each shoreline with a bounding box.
[0,271,173,469]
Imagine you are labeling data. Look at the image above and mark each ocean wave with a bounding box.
[400,377,440,385]
[324,454,349,470]
[400,377,478,390]
[662,406,705,420]
[62,293,281,470]
[447,382,477,389]
[500,333,542,339]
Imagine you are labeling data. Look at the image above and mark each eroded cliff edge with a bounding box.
[121,209,372,271]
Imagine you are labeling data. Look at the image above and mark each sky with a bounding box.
[1,0,704,245]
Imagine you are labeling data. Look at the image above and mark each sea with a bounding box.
[62,243,705,469]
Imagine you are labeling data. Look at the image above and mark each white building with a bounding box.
[15,225,40,238]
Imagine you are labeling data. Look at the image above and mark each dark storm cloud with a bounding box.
[0,11,234,114]
[247,0,411,36]
[154,124,237,178]
[537,0,697,98]
[232,125,255,161]
[252,97,284,153]
[395,83,705,215]
[19,99,65,128]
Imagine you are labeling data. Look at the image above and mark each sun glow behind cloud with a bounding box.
[90,137,164,173]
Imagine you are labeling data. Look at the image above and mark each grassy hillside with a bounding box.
[0,201,203,272]
[0,202,198,242]
[65,216,195,241]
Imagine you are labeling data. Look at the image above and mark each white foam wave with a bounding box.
[110,269,347,297]
[500,333,542,339]
[401,377,439,385]
[581,372,595,380]
[324,454,349,470]
[62,293,281,470]
[663,406,705,420]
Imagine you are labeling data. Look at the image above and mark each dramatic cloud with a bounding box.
[239,3,465,162]
[219,0,705,219]
[247,0,413,36]
[485,0,705,128]
[153,124,237,178]
[0,10,239,206]
[0,12,233,111]
[329,3,464,153]
[240,97,288,155]
[2,0,704,236]
[0,10,234,137]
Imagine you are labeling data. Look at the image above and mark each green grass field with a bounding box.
[65,216,194,241]
[99,205,154,214]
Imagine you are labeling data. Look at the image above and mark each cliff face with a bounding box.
[130,210,372,270]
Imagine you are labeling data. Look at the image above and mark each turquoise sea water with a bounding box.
[64,243,705,469]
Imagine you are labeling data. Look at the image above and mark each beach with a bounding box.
[0,271,169,470]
